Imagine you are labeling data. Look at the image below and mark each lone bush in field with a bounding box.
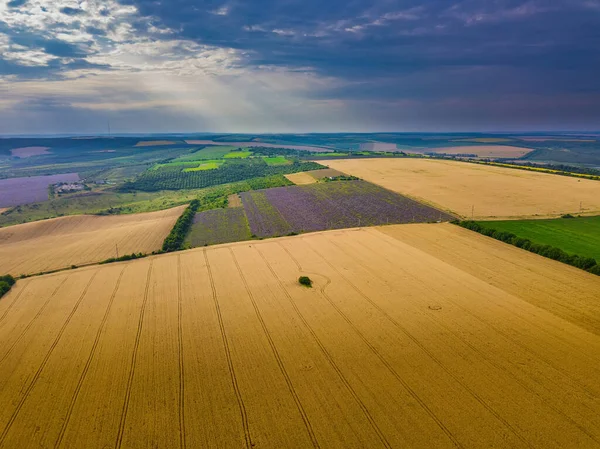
[0,275,15,299]
[299,276,313,287]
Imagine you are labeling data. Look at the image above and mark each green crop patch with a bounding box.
[183,160,224,172]
[223,150,252,159]
[176,146,240,161]
[478,216,600,261]
[262,156,291,166]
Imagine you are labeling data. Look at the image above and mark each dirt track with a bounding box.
[0,207,184,275]
[0,223,598,448]
[321,158,600,219]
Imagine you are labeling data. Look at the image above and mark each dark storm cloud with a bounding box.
[117,0,600,98]
[2,0,600,130]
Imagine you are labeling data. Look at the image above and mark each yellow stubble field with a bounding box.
[321,158,600,219]
[284,172,318,185]
[0,206,184,275]
[0,224,599,448]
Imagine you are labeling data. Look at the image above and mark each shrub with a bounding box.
[587,265,600,276]
[100,252,147,265]
[0,274,15,286]
[0,275,15,298]
[298,276,313,287]
[0,281,10,297]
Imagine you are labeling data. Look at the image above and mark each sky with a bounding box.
[0,0,599,134]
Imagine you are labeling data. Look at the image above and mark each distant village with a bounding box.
[50,179,112,195]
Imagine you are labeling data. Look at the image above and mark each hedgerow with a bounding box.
[456,221,599,275]
[100,253,148,264]
[162,200,200,252]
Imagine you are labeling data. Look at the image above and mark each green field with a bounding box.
[176,146,240,161]
[262,156,291,166]
[479,216,600,260]
[151,161,203,170]
[223,150,252,159]
[183,160,224,172]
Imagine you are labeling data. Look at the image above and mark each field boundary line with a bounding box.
[177,255,186,449]
[368,227,600,394]
[263,243,393,449]
[229,247,320,449]
[204,249,252,449]
[277,241,463,448]
[54,266,126,449]
[0,271,98,445]
[0,282,30,326]
[302,236,535,449]
[115,260,153,449]
[356,229,600,438]
[412,225,600,342]
[0,277,67,365]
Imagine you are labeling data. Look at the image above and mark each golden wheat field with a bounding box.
[284,172,318,185]
[0,224,599,449]
[321,158,600,219]
[0,206,184,275]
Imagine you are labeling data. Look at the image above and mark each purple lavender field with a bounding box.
[241,180,454,238]
[0,173,80,208]
[186,208,252,247]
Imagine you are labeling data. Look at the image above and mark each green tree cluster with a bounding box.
[457,221,599,275]
[0,274,16,298]
[100,253,147,265]
[162,200,201,252]
[120,159,324,192]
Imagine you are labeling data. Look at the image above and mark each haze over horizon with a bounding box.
[1,0,599,134]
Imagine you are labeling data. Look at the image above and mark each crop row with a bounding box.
[121,159,324,192]
[187,208,251,247]
[241,180,454,238]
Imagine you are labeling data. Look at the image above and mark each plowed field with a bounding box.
[0,207,184,275]
[321,158,600,219]
[0,224,598,448]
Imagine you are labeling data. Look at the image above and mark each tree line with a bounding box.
[162,200,201,252]
[457,221,600,276]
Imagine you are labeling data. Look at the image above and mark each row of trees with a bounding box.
[457,221,600,275]
[0,274,15,298]
[162,200,201,252]
[120,159,324,192]
[100,252,147,265]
